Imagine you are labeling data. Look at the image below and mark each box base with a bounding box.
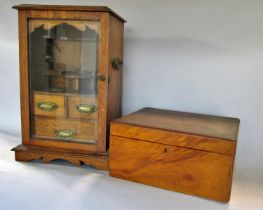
[12,144,109,170]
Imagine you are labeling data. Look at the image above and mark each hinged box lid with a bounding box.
[111,108,240,155]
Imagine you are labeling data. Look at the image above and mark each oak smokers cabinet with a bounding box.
[12,4,126,169]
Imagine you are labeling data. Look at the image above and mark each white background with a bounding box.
[0,0,263,206]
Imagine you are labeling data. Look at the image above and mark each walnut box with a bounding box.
[109,107,240,202]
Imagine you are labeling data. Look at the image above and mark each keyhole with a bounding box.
[164,147,167,153]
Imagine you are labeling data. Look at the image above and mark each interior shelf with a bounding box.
[33,90,98,97]
[42,70,97,79]
[42,35,98,42]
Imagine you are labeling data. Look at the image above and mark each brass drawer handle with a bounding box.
[38,102,58,112]
[55,130,75,139]
[76,104,96,114]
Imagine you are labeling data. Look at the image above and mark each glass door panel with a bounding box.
[28,19,100,144]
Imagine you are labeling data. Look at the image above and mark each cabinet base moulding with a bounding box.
[12,144,109,170]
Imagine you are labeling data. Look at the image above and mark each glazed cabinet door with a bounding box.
[19,10,109,152]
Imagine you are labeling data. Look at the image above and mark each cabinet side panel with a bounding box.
[97,13,110,152]
[107,15,124,148]
[18,10,31,144]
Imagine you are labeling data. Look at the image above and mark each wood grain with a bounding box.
[26,10,101,21]
[111,122,236,155]
[115,107,240,141]
[13,144,109,170]
[32,93,65,117]
[107,15,124,136]
[96,12,110,152]
[110,136,235,202]
[12,4,126,22]
[18,10,31,145]
[32,117,97,142]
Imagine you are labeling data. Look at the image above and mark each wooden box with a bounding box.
[109,108,240,202]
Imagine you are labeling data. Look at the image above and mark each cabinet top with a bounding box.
[114,107,240,141]
[12,4,126,22]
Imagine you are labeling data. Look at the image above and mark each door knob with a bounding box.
[97,74,106,81]
[111,57,123,70]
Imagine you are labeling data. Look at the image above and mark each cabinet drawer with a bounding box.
[68,96,97,120]
[32,117,97,144]
[32,93,65,117]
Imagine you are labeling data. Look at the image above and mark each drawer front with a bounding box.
[110,136,234,202]
[32,117,97,144]
[32,93,65,117]
[68,96,97,120]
